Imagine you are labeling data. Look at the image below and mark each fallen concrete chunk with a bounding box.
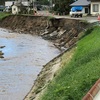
[58,29,66,37]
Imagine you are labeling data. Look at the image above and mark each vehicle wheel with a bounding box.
[74,14,77,18]
[73,15,76,18]
[76,14,79,18]
[71,14,74,17]
[80,14,82,17]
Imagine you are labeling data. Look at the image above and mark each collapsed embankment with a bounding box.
[0,15,90,100]
[24,46,76,100]
[0,15,89,51]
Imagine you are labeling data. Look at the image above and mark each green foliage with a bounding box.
[41,26,100,100]
[52,0,75,15]
[47,16,55,21]
[37,0,49,5]
[79,26,94,40]
[0,12,10,20]
[80,20,89,25]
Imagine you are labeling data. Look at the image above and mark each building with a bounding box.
[5,1,15,12]
[91,0,100,16]
[0,5,5,12]
[70,0,91,15]
[5,0,30,7]
[5,1,14,8]
[12,0,33,14]
[12,2,21,14]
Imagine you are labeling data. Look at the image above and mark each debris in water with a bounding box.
[0,51,4,58]
[0,46,5,49]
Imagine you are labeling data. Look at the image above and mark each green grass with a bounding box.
[0,12,10,20]
[41,26,100,100]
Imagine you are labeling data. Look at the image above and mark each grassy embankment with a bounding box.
[0,12,10,20]
[41,26,100,100]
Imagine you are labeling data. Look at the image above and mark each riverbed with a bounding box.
[0,28,60,100]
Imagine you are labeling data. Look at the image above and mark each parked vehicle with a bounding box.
[4,6,12,12]
[0,5,5,12]
[70,6,83,17]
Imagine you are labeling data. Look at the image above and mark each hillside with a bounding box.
[38,26,100,100]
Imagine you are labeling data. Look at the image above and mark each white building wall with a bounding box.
[82,7,89,16]
[12,5,20,14]
[22,1,29,6]
[5,1,14,7]
[91,2,100,16]
[5,1,30,7]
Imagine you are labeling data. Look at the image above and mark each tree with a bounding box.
[52,0,75,15]
[36,0,49,5]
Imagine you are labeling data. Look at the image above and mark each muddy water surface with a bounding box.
[0,28,60,100]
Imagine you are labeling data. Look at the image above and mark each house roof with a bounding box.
[14,1,29,7]
[14,2,24,7]
[70,0,91,6]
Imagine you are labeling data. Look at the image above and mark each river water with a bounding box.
[0,28,60,100]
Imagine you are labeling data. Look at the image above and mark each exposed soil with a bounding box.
[24,46,76,100]
[0,15,90,100]
[0,15,89,51]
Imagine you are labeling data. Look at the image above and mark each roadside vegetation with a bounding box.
[0,12,10,20]
[41,26,100,100]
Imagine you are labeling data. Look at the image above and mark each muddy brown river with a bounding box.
[0,28,60,100]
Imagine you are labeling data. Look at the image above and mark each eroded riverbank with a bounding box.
[24,46,75,100]
[0,15,90,100]
[0,15,89,51]
[0,28,60,100]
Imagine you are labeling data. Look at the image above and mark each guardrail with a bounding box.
[82,79,100,100]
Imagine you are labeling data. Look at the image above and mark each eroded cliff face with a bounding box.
[0,15,48,35]
[0,15,89,51]
[0,15,90,100]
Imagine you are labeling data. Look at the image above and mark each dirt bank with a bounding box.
[24,46,75,100]
[0,15,89,51]
[0,15,89,100]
